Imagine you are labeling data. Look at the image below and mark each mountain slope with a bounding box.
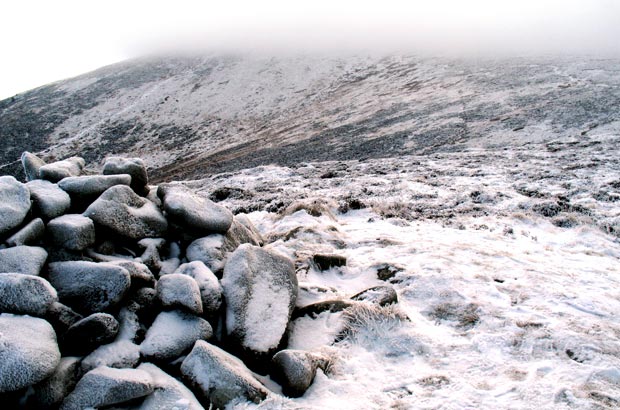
[1,54,619,181]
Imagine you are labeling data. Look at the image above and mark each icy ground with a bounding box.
[186,132,620,409]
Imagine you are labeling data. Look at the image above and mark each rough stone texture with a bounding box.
[47,214,95,251]
[5,217,45,247]
[313,253,347,271]
[81,340,141,373]
[109,260,156,288]
[103,157,149,196]
[351,285,398,306]
[39,157,85,183]
[137,363,203,410]
[47,261,131,314]
[0,175,31,237]
[21,151,46,181]
[180,340,270,408]
[156,273,203,314]
[174,261,223,315]
[137,237,165,272]
[235,214,264,245]
[0,314,61,393]
[115,307,142,343]
[140,310,213,362]
[28,357,81,409]
[60,366,154,410]
[61,313,120,356]
[221,244,297,354]
[45,301,83,335]
[272,350,329,397]
[58,174,132,208]
[185,218,261,274]
[0,273,57,316]
[0,245,48,276]
[83,185,168,240]
[26,179,72,220]
[159,184,233,235]
[292,299,355,320]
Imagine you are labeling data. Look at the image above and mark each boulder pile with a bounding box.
[0,152,336,409]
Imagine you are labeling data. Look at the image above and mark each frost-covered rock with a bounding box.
[0,245,48,276]
[174,261,223,315]
[351,285,398,306]
[234,214,264,245]
[0,176,30,237]
[109,260,156,288]
[26,179,72,220]
[81,340,141,373]
[221,244,297,354]
[159,185,233,235]
[45,301,83,334]
[61,313,120,355]
[115,307,142,342]
[156,274,203,314]
[5,217,45,247]
[141,310,213,362]
[0,273,57,316]
[103,157,149,196]
[21,151,46,181]
[272,350,329,397]
[47,261,131,314]
[186,218,261,273]
[60,366,154,410]
[47,214,95,251]
[83,185,168,240]
[28,357,81,409]
[0,314,61,393]
[39,156,85,182]
[137,237,165,271]
[58,174,132,206]
[137,363,203,410]
[180,340,270,408]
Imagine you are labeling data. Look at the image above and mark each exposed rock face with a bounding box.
[26,179,72,220]
[61,313,120,356]
[221,244,297,354]
[58,174,132,206]
[47,214,96,251]
[159,184,233,235]
[60,366,154,410]
[180,340,270,408]
[39,157,85,183]
[0,245,48,276]
[47,261,131,314]
[0,273,58,316]
[28,357,81,409]
[81,340,141,373]
[0,314,61,393]
[103,157,149,196]
[272,350,329,397]
[5,217,45,246]
[140,310,213,362]
[84,185,168,240]
[313,253,347,270]
[0,175,30,237]
[21,151,46,181]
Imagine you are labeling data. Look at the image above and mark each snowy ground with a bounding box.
[184,131,620,409]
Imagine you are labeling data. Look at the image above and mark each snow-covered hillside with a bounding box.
[1,54,619,181]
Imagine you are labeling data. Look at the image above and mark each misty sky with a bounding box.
[1,0,618,100]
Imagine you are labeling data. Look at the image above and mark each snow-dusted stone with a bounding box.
[39,156,85,183]
[21,151,46,181]
[103,157,149,196]
[116,307,142,342]
[137,363,203,410]
[174,261,223,315]
[45,301,83,334]
[0,245,48,276]
[141,310,213,362]
[137,237,165,271]
[159,184,233,235]
[0,273,57,316]
[125,287,158,322]
[58,174,132,206]
[81,340,141,373]
[234,214,264,245]
[351,285,398,306]
[28,357,81,409]
[109,260,156,288]
[47,261,131,314]
[313,253,347,270]
[47,214,95,251]
[292,299,354,320]
[62,313,120,355]
[221,244,297,354]
[83,185,168,240]
[0,176,30,237]
[272,350,329,397]
[180,340,270,408]
[5,217,45,247]
[156,274,203,314]
[0,314,61,393]
[26,179,71,220]
[159,257,181,276]
[60,366,154,410]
